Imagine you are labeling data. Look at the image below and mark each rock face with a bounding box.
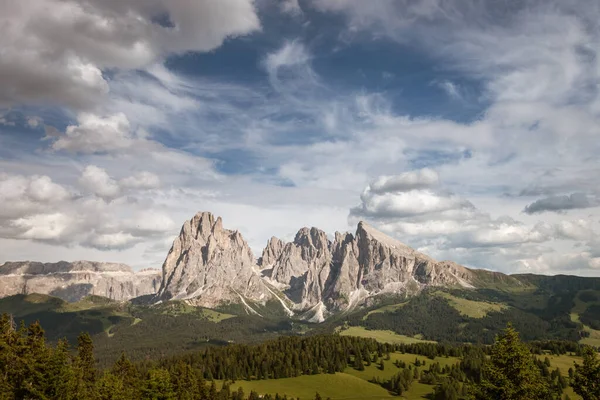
[157,211,479,320]
[264,221,475,319]
[0,261,161,302]
[157,212,272,309]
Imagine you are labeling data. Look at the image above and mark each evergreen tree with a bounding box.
[476,324,551,400]
[141,368,176,400]
[572,346,600,400]
[74,332,97,399]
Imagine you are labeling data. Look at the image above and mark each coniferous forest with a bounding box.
[1,313,599,400]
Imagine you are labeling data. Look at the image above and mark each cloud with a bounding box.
[78,166,163,201]
[369,169,439,194]
[0,174,71,219]
[79,166,121,200]
[119,172,161,190]
[434,80,462,100]
[523,193,596,214]
[11,213,74,241]
[0,0,260,109]
[0,169,178,251]
[280,0,303,15]
[51,113,138,154]
[349,169,600,273]
[84,232,139,250]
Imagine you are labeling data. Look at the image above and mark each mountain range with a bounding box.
[0,211,536,321]
[156,212,523,321]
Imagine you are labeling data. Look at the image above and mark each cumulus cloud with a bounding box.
[350,169,600,273]
[79,166,121,200]
[11,213,74,241]
[78,166,162,201]
[0,0,260,108]
[370,169,439,194]
[0,174,71,219]
[523,193,596,214]
[52,113,138,154]
[0,170,176,251]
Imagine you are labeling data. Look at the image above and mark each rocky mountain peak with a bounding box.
[259,236,285,268]
[293,227,331,260]
[157,212,271,309]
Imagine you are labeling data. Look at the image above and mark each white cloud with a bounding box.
[11,213,73,241]
[25,175,70,203]
[370,169,439,194]
[0,0,260,109]
[0,174,71,219]
[79,165,121,200]
[280,0,303,15]
[435,80,462,100]
[85,232,139,250]
[52,113,136,154]
[350,169,600,273]
[120,172,161,190]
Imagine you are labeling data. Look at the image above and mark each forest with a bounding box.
[1,313,599,400]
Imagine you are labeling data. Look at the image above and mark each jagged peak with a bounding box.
[266,236,284,245]
[334,231,354,243]
[355,221,414,253]
[293,227,330,248]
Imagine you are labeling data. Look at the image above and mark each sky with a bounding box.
[1,0,600,276]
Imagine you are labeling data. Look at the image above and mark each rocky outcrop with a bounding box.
[265,221,475,318]
[157,212,272,308]
[268,227,333,308]
[259,237,285,268]
[0,261,160,302]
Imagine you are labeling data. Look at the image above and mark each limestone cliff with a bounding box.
[265,221,476,318]
[0,261,160,302]
[156,212,272,308]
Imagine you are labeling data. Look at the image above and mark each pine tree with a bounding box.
[476,324,551,400]
[141,368,176,400]
[572,346,600,400]
[74,332,97,399]
[46,339,76,400]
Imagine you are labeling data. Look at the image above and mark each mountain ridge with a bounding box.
[156,211,513,321]
[0,260,160,302]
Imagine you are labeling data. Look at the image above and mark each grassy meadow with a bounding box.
[339,326,435,345]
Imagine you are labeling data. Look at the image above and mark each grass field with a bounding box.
[223,373,393,400]
[536,354,582,374]
[434,292,507,318]
[345,351,460,381]
[219,350,584,400]
[339,327,435,345]
[570,290,600,347]
[343,352,461,400]
[200,308,235,322]
[363,302,408,319]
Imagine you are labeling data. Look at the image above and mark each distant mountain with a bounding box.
[0,260,160,302]
[157,211,525,321]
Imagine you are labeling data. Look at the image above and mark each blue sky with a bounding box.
[1,0,600,276]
